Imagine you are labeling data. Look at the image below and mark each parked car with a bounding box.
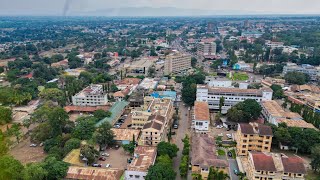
[171,131,176,135]
[99,157,106,161]
[114,125,120,128]
[226,134,232,139]
[216,125,223,129]
[234,169,239,175]
[227,151,232,157]
[105,164,111,168]
[101,153,110,157]
[30,144,37,147]
[92,164,102,167]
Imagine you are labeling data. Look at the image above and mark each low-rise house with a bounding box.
[111,128,140,145]
[191,101,210,134]
[66,166,123,180]
[125,146,157,180]
[191,134,229,180]
[246,152,306,180]
[235,123,273,156]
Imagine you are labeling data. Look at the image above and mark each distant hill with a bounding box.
[70,7,257,17]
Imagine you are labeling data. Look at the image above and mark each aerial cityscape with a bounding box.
[0,1,320,180]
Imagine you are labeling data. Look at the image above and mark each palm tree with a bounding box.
[208,167,230,180]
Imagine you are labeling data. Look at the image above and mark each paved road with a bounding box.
[173,103,189,180]
[228,157,240,180]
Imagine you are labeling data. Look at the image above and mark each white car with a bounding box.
[216,125,223,129]
[226,134,232,139]
[30,144,37,147]
[105,164,111,168]
[101,153,110,157]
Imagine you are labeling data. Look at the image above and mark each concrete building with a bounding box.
[197,42,217,57]
[111,128,140,145]
[246,152,306,180]
[66,166,123,180]
[164,53,191,75]
[196,85,273,112]
[125,146,157,180]
[205,76,232,88]
[191,101,210,134]
[138,78,159,91]
[235,123,273,156]
[72,84,108,106]
[282,63,320,81]
[191,134,229,180]
[140,115,166,146]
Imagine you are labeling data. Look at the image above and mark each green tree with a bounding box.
[191,57,197,68]
[93,110,112,119]
[157,142,179,159]
[80,144,99,165]
[179,155,189,177]
[30,122,52,143]
[219,96,225,113]
[123,135,136,155]
[157,154,173,166]
[227,99,262,122]
[145,163,176,180]
[72,117,96,140]
[63,138,81,156]
[48,107,69,137]
[94,122,115,150]
[270,84,284,99]
[39,88,66,105]
[6,123,22,143]
[42,156,69,180]
[311,144,320,173]
[0,106,12,125]
[23,163,48,180]
[208,167,229,180]
[284,72,309,85]
[0,155,24,180]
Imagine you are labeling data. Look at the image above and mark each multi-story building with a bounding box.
[191,134,229,180]
[246,152,306,180]
[125,146,157,180]
[164,53,191,75]
[191,101,210,134]
[197,42,217,57]
[140,115,166,146]
[131,97,173,129]
[235,123,273,156]
[196,85,273,112]
[72,84,108,106]
[282,63,320,81]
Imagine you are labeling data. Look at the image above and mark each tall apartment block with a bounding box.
[164,53,191,75]
[197,42,217,57]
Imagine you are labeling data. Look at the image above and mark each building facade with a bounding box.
[72,84,108,106]
[205,76,232,88]
[236,123,273,156]
[282,63,320,81]
[140,115,166,146]
[191,101,210,133]
[197,42,217,57]
[164,53,191,75]
[196,85,273,112]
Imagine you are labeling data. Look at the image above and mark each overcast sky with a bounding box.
[1,0,320,15]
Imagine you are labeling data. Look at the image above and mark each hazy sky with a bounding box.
[1,0,320,15]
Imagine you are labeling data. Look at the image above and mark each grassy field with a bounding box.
[306,170,320,180]
[229,72,249,81]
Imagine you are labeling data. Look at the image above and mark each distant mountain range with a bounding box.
[69,7,259,17]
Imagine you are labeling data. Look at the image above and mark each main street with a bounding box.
[173,102,190,180]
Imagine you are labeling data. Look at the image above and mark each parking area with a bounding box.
[97,147,131,170]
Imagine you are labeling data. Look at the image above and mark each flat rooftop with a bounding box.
[261,100,302,119]
[277,119,317,130]
[127,146,157,172]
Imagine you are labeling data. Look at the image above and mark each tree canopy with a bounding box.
[227,99,262,122]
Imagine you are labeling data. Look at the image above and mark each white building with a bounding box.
[197,42,217,57]
[192,101,210,134]
[205,76,232,88]
[164,53,191,75]
[72,84,108,106]
[196,85,273,112]
[283,63,320,81]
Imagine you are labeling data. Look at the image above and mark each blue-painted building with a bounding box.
[150,91,177,101]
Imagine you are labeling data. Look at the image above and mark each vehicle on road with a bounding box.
[105,164,111,168]
[99,157,106,161]
[30,144,37,147]
[226,134,232,139]
[92,164,102,167]
[233,169,239,175]
[101,153,110,157]
[216,125,223,129]
[227,151,232,157]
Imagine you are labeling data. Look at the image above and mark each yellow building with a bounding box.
[191,134,229,179]
[164,53,191,75]
[247,152,306,180]
[236,123,273,156]
[140,115,166,146]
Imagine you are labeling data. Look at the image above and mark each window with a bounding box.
[155,132,157,134]
[135,175,140,178]
[266,136,270,139]
[243,140,247,143]
[242,150,246,153]
[244,135,248,138]
[242,145,246,148]
[129,175,133,178]
[265,147,268,150]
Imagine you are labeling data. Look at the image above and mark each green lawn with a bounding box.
[229,72,249,81]
[217,149,226,156]
[230,149,236,159]
[305,170,320,180]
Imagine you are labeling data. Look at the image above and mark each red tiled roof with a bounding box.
[281,156,306,174]
[64,105,109,113]
[251,152,277,172]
